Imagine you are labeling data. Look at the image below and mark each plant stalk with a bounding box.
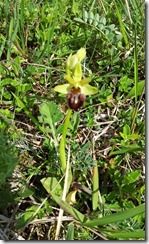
[59,108,72,173]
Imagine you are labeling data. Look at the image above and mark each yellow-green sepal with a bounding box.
[81,84,98,95]
[73,62,82,83]
[64,75,76,86]
[53,84,71,94]
[80,77,91,85]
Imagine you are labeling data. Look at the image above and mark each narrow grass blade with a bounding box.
[19,0,26,51]
[110,146,143,155]
[0,36,6,59]
[107,230,145,239]
[65,224,74,240]
[92,162,99,210]
[83,204,145,227]
[114,1,129,47]
[7,12,19,60]
[134,25,138,105]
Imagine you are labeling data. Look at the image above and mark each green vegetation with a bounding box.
[0,0,145,240]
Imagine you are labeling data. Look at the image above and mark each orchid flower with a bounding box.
[54,48,98,95]
[54,48,98,110]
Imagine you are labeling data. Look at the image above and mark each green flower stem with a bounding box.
[55,109,72,240]
[60,108,72,173]
[55,146,71,240]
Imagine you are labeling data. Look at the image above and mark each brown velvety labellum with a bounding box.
[66,87,86,110]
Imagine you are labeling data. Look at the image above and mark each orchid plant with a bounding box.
[52,48,99,239]
[54,48,98,172]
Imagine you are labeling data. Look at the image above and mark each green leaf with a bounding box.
[100,16,106,25]
[114,1,128,47]
[123,124,130,135]
[11,56,21,76]
[107,230,145,239]
[39,102,63,147]
[19,187,34,198]
[40,102,63,124]
[92,163,99,210]
[74,17,85,24]
[8,18,14,38]
[49,190,86,223]
[16,206,38,229]
[122,170,141,185]
[126,80,145,99]
[93,13,100,27]
[40,177,62,197]
[59,108,72,173]
[110,146,143,155]
[127,134,141,140]
[119,75,133,92]
[134,25,138,104]
[83,204,145,227]
[0,131,19,185]
[83,10,88,23]
[66,224,74,240]
[12,93,44,133]
[88,12,94,25]
[120,124,141,140]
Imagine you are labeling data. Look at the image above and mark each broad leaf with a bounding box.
[39,102,63,124]
[41,177,62,196]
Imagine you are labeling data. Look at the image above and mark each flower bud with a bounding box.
[77,48,86,61]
